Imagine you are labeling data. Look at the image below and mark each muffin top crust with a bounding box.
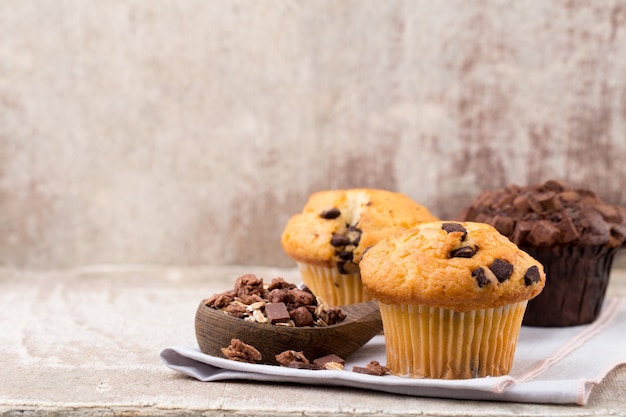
[458,179,626,248]
[281,189,438,273]
[360,221,546,311]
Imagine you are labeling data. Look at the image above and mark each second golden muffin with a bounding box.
[281,189,438,306]
[360,221,545,379]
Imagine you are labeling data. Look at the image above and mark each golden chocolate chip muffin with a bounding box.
[281,189,438,306]
[360,221,545,379]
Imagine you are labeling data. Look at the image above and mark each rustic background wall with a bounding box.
[1,0,626,269]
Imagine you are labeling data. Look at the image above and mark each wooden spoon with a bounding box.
[195,300,382,365]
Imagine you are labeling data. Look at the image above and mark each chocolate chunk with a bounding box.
[442,223,467,240]
[577,189,599,202]
[506,184,521,194]
[474,191,494,209]
[527,195,545,214]
[320,208,341,219]
[289,306,315,327]
[352,366,375,375]
[511,220,533,245]
[233,274,265,298]
[275,350,309,367]
[268,277,297,291]
[346,225,362,245]
[287,288,315,308]
[536,191,563,212]
[526,221,561,247]
[558,190,581,203]
[336,250,353,261]
[494,192,517,209]
[611,224,626,247]
[264,302,291,324]
[513,195,531,214]
[337,260,359,274]
[458,206,477,221]
[489,258,513,283]
[555,217,580,243]
[313,354,345,367]
[332,225,361,273]
[449,246,476,258]
[594,204,622,223]
[322,306,347,325]
[299,283,315,295]
[204,291,235,309]
[352,361,389,376]
[541,179,569,192]
[493,216,514,236]
[221,339,262,363]
[524,265,541,286]
[267,288,289,304]
[331,234,351,247]
[473,213,488,223]
[365,360,389,376]
[237,293,263,305]
[223,303,247,318]
[580,209,612,240]
[288,362,323,370]
[472,267,490,287]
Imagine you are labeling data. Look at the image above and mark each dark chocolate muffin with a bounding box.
[458,179,626,326]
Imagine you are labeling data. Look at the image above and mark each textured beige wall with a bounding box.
[1,1,626,269]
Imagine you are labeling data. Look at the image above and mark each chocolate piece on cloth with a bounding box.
[352,360,389,376]
[288,362,323,370]
[220,339,262,364]
[161,298,626,405]
[313,354,345,367]
[275,350,309,367]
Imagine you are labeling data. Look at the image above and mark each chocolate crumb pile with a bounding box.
[204,274,346,327]
[459,180,626,248]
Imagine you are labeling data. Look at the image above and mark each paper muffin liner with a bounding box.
[520,244,621,327]
[296,263,372,306]
[378,301,528,379]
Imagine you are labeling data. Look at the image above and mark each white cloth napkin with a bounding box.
[160,297,626,405]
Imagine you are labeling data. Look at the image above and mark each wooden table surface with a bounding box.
[0,265,624,417]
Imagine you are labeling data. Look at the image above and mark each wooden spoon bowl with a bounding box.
[195,300,382,365]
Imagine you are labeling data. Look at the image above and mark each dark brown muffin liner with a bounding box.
[520,244,621,327]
